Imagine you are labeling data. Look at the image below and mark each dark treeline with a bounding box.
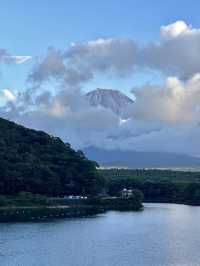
[100,169,200,205]
[0,117,102,196]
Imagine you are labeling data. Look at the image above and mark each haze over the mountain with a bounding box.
[86,88,134,115]
[84,146,200,169]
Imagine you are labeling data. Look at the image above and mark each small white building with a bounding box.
[121,188,133,198]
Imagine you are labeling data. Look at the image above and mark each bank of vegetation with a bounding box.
[100,169,200,205]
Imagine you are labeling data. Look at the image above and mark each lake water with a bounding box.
[0,203,200,266]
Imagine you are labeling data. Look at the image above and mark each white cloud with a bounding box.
[2,89,16,101]
[160,20,191,38]
[142,20,200,79]
[132,74,200,124]
[6,56,32,64]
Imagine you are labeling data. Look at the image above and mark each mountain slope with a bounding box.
[84,147,200,169]
[86,88,134,114]
[0,117,100,196]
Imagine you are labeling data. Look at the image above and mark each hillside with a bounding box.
[0,117,101,196]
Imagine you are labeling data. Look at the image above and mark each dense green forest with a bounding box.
[100,169,200,205]
[0,117,102,196]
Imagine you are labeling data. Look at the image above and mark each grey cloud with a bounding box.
[28,48,66,83]
[142,33,200,79]
[28,38,139,88]
[65,38,139,76]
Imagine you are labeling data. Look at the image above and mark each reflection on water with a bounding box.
[0,203,200,266]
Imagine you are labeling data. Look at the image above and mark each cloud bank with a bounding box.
[2,20,200,156]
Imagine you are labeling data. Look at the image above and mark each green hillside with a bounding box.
[0,117,101,196]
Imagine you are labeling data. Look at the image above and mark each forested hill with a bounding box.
[0,117,101,196]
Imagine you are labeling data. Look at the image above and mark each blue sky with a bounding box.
[1,0,200,96]
[1,0,200,53]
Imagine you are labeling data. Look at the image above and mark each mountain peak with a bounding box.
[86,88,134,114]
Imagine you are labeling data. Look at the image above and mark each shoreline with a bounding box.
[143,199,200,206]
[0,205,104,222]
[0,198,143,222]
[1,200,200,223]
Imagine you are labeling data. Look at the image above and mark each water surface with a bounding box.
[0,203,200,266]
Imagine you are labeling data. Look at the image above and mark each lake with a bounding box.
[0,203,200,266]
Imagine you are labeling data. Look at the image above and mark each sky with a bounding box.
[1,0,200,92]
[1,1,200,156]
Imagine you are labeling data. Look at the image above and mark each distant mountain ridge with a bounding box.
[86,88,134,114]
[83,147,200,169]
